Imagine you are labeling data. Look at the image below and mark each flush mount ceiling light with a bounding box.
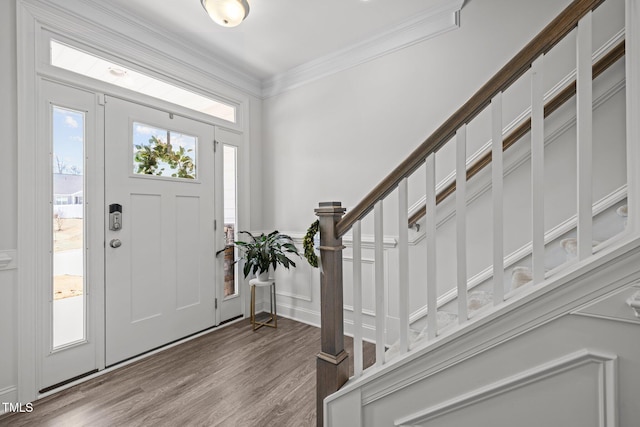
[201,0,250,27]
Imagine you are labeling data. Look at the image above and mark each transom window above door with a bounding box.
[50,40,237,123]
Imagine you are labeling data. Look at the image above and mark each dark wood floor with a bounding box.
[0,317,375,427]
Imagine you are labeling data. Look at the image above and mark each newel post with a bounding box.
[315,202,349,427]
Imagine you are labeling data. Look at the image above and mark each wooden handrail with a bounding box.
[335,0,606,238]
[407,40,625,228]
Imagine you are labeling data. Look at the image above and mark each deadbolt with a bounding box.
[109,204,122,231]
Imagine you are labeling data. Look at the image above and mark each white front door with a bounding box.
[104,96,217,365]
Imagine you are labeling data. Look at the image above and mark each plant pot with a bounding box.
[257,270,269,281]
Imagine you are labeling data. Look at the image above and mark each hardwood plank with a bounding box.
[0,318,375,427]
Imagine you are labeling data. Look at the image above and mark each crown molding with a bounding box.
[22,0,463,100]
[261,0,464,98]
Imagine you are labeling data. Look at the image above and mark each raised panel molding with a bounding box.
[265,230,397,250]
[274,302,321,329]
[394,349,618,427]
[275,290,312,303]
[249,230,394,304]
[343,256,377,316]
[323,237,640,417]
[274,265,313,302]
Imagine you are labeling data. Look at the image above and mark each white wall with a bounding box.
[0,0,18,406]
[263,0,627,332]
[263,0,621,230]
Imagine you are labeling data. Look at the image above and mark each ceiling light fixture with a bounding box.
[201,0,250,28]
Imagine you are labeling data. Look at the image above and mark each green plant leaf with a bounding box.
[231,230,301,278]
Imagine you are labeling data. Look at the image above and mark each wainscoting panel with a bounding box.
[394,349,617,427]
[273,260,313,302]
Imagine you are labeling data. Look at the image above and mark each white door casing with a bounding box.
[104,96,216,366]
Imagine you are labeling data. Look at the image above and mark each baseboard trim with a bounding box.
[275,303,321,329]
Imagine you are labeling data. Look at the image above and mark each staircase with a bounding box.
[314,0,640,425]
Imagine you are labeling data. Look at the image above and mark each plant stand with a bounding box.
[249,278,277,330]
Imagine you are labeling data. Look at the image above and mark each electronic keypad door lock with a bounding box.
[109,204,122,231]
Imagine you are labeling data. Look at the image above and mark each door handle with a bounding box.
[109,239,122,248]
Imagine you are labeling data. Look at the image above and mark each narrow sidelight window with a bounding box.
[223,145,238,297]
[52,106,86,348]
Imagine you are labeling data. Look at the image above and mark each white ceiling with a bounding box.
[103,0,463,85]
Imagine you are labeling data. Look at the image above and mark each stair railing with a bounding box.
[315,0,617,425]
[408,41,625,229]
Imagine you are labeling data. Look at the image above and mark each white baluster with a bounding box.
[531,56,545,284]
[425,154,438,340]
[577,12,593,260]
[492,93,505,304]
[398,178,409,354]
[352,220,363,377]
[374,201,386,366]
[456,125,468,323]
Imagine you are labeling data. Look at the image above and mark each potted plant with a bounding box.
[234,230,301,280]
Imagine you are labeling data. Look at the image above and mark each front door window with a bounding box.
[132,122,197,180]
